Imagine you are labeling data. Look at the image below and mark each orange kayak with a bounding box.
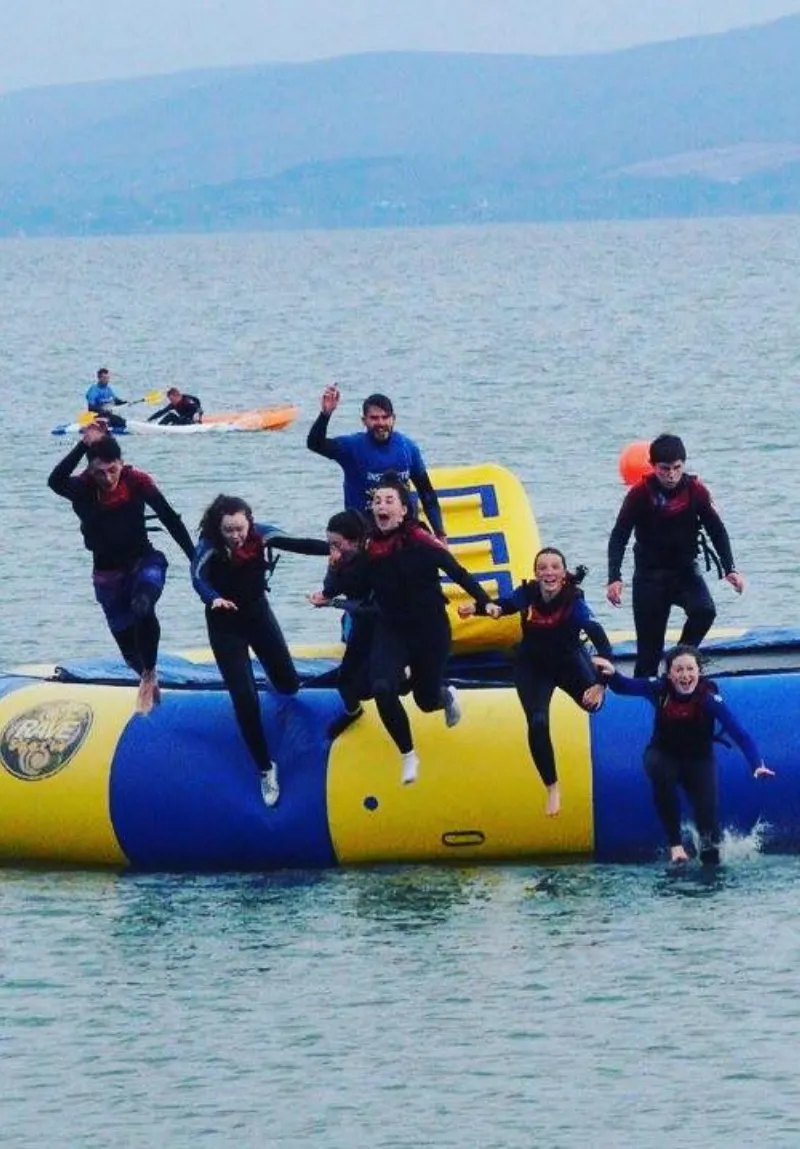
[200,405,299,431]
[52,405,299,436]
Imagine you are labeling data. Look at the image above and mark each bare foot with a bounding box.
[135,671,157,716]
[670,845,689,863]
[545,783,561,817]
[152,680,162,708]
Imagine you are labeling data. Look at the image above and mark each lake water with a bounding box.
[1,217,799,1146]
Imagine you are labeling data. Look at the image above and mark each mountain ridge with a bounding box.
[2,16,799,235]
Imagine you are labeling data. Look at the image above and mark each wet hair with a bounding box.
[374,471,411,506]
[533,547,588,586]
[97,367,109,380]
[166,386,181,399]
[370,471,422,526]
[198,494,254,546]
[327,509,369,542]
[649,434,686,465]
[362,393,394,417]
[86,436,122,463]
[663,644,707,673]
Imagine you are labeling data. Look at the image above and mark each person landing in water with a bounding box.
[47,422,195,714]
[594,645,773,865]
[307,385,447,540]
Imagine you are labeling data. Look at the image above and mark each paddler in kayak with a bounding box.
[147,387,203,426]
[85,367,127,431]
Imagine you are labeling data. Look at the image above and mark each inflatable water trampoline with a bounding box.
[1,464,797,871]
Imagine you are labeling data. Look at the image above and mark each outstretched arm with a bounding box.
[607,488,641,603]
[696,485,738,579]
[602,668,661,702]
[191,540,220,604]
[268,535,330,557]
[47,442,87,498]
[410,464,445,539]
[254,522,329,557]
[704,694,768,775]
[435,546,492,609]
[147,404,171,423]
[573,598,614,659]
[143,487,195,560]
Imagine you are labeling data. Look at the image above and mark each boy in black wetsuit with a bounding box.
[147,387,203,426]
[48,423,195,714]
[606,434,745,677]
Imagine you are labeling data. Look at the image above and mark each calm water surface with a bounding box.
[1,218,799,1146]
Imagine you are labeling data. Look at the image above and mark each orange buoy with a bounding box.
[618,440,653,486]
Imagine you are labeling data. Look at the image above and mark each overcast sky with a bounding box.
[2,0,800,93]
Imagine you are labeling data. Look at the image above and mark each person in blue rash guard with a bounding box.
[593,645,774,865]
[606,433,745,677]
[306,385,447,541]
[191,495,329,808]
[460,547,610,818]
[48,422,195,715]
[85,367,128,431]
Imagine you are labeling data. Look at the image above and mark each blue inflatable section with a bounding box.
[592,671,800,861]
[0,677,32,703]
[110,688,343,870]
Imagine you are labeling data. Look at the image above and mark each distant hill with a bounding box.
[2,17,800,235]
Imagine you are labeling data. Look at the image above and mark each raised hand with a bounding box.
[321,384,341,415]
[80,421,110,446]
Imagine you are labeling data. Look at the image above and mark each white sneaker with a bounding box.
[401,750,420,785]
[442,685,461,728]
[259,763,280,807]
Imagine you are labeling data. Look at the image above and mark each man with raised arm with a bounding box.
[307,385,446,541]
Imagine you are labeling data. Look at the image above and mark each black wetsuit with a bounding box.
[192,524,328,773]
[497,580,613,787]
[607,474,737,676]
[322,556,376,716]
[327,521,491,754]
[148,395,203,426]
[608,672,762,859]
[48,442,194,673]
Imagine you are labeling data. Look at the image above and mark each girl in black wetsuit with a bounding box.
[308,509,374,739]
[460,548,611,817]
[191,495,328,807]
[314,475,494,784]
[594,645,773,864]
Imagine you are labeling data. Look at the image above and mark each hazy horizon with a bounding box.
[2,0,800,94]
